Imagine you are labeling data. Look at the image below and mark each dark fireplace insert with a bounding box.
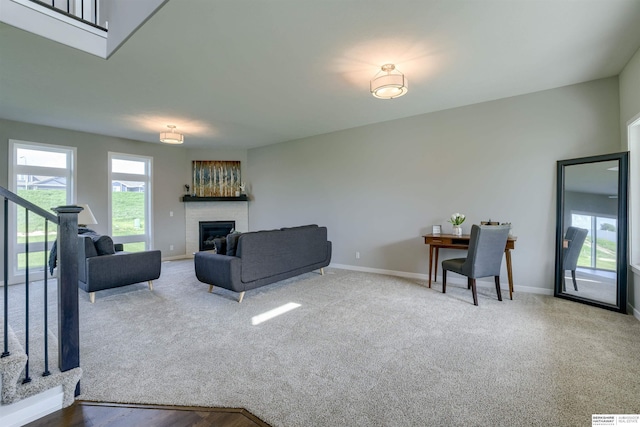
[199,220,235,251]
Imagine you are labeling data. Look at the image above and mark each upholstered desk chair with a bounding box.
[442,224,510,306]
[562,226,588,291]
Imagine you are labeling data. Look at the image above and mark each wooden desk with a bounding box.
[422,233,517,299]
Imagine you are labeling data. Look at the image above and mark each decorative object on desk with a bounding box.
[501,222,513,236]
[481,219,499,225]
[448,212,465,236]
[192,160,241,197]
[432,225,442,235]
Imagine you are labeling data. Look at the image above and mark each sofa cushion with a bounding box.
[91,235,116,255]
[213,237,226,254]
[226,232,241,256]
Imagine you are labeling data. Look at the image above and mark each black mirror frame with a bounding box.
[554,152,628,313]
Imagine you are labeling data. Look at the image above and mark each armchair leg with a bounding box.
[470,278,478,306]
[89,292,95,304]
[208,285,214,293]
[148,281,153,291]
[442,270,447,293]
[494,276,502,301]
[571,270,578,291]
[238,291,245,303]
[320,268,324,275]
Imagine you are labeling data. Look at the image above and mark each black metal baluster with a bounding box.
[43,220,50,377]
[94,0,97,26]
[23,209,31,384]
[2,198,9,358]
[81,0,84,21]
[66,0,70,14]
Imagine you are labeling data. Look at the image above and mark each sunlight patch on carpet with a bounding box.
[251,302,301,325]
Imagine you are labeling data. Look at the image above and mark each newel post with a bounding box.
[53,205,81,395]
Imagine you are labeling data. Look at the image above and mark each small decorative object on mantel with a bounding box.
[448,212,465,236]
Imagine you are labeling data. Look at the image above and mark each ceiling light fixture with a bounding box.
[370,64,408,99]
[160,125,184,144]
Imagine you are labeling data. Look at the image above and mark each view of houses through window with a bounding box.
[9,140,76,283]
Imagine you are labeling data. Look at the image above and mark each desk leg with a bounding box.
[505,249,514,300]
[428,245,434,288]
[434,248,439,283]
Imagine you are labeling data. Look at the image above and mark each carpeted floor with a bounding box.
[5,259,640,426]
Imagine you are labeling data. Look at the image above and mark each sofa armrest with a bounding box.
[194,252,243,292]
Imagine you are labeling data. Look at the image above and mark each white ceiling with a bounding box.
[2,0,640,149]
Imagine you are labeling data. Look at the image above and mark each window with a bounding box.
[571,213,617,272]
[8,140,76,283]
[628,113,640,273]
[108,153,152,252]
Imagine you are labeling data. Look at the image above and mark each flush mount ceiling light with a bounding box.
[160,125,184,144]
[370,64,408,99]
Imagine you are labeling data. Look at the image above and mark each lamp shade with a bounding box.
[370,64,408,99]
[78,204,97,226]
[160,125,184,144]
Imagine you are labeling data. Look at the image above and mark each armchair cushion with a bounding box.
[91,235,115,255]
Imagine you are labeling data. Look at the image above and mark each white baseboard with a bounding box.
[0,386,63,427]
[329,263,554,295]
[162,254,191,261]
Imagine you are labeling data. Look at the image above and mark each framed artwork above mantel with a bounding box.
[191,160,242,198]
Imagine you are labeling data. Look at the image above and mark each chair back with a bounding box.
[462,225,510,278]
[563,226,588,270]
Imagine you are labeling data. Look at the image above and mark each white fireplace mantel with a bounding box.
[185,201,248,256]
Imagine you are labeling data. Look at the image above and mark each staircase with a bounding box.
[0,325,82,426]
[1,187,83,426]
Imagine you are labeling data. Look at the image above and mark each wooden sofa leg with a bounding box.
[89,292,95,304]
[148,280,153,291]
[208,285,214,293]
[238,291,245,303]
[320,268,324,276]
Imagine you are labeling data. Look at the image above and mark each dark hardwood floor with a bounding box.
[26,401,271,427]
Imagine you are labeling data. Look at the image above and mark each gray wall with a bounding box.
[0,118,247,266]
[620,45,640,315]
[247,78,621,292]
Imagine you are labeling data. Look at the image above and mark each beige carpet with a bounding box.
[6,259,640,426]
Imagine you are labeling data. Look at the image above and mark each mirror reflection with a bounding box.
[560,160,619,305]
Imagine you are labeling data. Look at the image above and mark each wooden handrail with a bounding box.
[0,186,58,224]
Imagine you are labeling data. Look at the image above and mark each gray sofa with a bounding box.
[78,235,161,303]
[194,225,332,302]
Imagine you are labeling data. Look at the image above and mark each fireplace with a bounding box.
[199,221,235,251]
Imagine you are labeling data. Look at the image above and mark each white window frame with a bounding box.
[8,140,76,284]
[627,113,640,274]
[107,152,153,250]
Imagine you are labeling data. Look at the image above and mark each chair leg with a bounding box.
[89,292,95,304]
[442,269,447,293]
[208,285,214,293]
[494,276,502,301]
[238,291,245,303]
[571,270,578,291]
[320,268,324,275]
[148,280,153,291]
[470,278,478,306]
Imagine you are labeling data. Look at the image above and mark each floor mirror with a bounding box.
[554,152,628,313]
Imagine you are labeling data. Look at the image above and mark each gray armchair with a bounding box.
[78,235,161,303]
[562,226,588,291]
[442,224,510,306]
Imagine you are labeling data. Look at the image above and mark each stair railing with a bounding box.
[1,186,81,394]
[28,0,107,31]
